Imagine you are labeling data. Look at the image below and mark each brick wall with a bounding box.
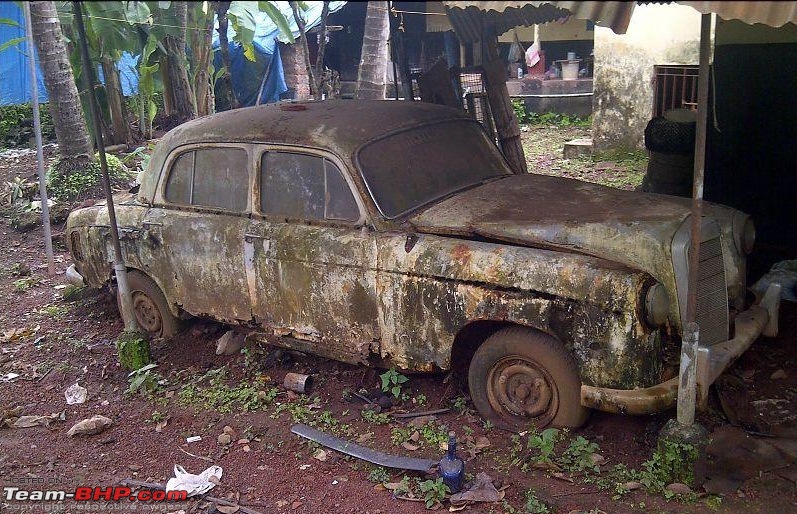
[280,42,310,100]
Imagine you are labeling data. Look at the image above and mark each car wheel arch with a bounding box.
[117,267,183,319]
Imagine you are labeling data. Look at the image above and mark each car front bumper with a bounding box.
[580,282,782,415]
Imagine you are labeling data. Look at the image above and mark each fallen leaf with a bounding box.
[401,442,420,451]
[313,449,328,461]
[409,430,420,442]
[156,419,169,433]
[216,506,240,514]
[291,500,303,509]
[383,482,405,491]
[356,432,374,443]
[474,436,491,450]
[242,445,251,453]
[218,433,232,445]
[276,500,289,508]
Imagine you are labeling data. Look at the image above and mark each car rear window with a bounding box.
[357,120,511,218]
[164,147,248,212]
[260,152,359,222]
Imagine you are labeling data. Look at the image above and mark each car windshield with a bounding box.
[357,120,513,218]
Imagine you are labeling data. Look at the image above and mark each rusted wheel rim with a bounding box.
[132,291,162,336]
[486,356,558,427]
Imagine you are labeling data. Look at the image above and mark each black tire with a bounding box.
[117,270,181,340]
[468,327,589,431]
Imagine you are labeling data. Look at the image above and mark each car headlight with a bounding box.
[644,282,670,326]
[741,218,756,254]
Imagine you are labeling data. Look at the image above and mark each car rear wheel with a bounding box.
[468,327,589,431]
[116,270,181,340]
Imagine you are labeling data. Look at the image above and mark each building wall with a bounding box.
[592,4,703,152]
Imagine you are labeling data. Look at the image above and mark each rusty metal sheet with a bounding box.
[291,424,437,472]
[443,1,636,41]
[676,1,797,28]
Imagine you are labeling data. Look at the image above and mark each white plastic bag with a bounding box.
[525,42,541,69]
[165,465,223,497]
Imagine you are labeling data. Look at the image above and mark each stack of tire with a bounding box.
[641,108,697,197]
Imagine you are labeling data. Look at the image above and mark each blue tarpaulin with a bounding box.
[0,3,138,105]
[1,1,347,107]
[0,2,47,105]
[212,1,347,106]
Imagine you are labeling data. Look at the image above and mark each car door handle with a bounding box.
[142,221,163,229]
[244,233,267,242]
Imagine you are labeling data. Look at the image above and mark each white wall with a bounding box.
[592,4,704,152]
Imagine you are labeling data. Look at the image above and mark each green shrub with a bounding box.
[0,103,55,148]
[47,152,132,201]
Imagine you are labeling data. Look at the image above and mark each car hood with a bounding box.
[409,174,697,280]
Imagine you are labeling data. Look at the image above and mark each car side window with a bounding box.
[261,152,359,222]
[164,147,248,212]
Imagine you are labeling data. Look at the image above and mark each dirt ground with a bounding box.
[0,143,796,514]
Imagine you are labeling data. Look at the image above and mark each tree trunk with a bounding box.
[215,1,237,111]
[356,1,389,100]
[191,5,216,117]
[100,57,132,145]
[163,1,196,124]
[29,1,92,157]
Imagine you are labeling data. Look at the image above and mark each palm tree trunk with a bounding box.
[163,1,196,123]
[29,1,92,157]
[356,1,389,100]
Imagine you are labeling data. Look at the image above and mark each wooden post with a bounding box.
[482,58,527,174]
[478,26,527,174]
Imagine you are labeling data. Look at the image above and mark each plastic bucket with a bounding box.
[562,62,579,80]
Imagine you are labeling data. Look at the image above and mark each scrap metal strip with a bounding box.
[290,423,437,472]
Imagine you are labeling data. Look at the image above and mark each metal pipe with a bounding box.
[677,322,699,425]
[73,1,137,331]
[23,2,54,276]
[685,13,713,324]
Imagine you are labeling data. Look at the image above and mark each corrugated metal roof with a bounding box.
[442,1,636,41]
[675,2,797,28]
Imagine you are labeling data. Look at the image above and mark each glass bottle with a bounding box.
[439,431,464,493]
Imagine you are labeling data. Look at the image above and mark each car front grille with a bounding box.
[672,218,730,346]
[693,235,729,346]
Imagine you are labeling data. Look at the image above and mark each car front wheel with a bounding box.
[468,327,589,431]
[116,270,181,340]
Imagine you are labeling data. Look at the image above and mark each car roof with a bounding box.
[139,100,473,204]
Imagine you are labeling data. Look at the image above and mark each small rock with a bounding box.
[218,433,232,445]
[771,369,787,380]
[128,464,142,471]
[215,330,246,356]
[223,425,235,435]
[666,483,692,495]
[66,415,112,437]
[377,395,393,410]
[623,481,641,491]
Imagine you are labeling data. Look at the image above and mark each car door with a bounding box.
[245,147,380,364]
[143,144,254,324]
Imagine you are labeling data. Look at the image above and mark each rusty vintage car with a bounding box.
[66,100,780,430]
